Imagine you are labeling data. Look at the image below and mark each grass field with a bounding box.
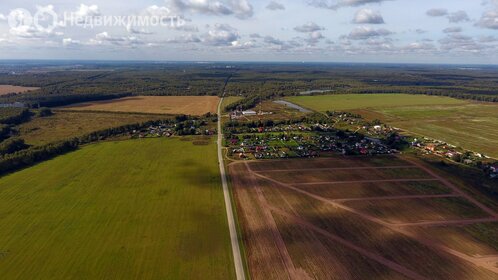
[15,110,168,146]
[62,96,220,115]
[286,94,498,157]
[0,85,39,95]
[230,156,498,279]
[286,94,466,111]
[222,96,243,112]
[0,138,235,279]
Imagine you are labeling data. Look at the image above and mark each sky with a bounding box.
[0,0,498,64]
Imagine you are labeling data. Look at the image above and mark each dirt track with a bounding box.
[231,156,498,279]
[217,97,245,280]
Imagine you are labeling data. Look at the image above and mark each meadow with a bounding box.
[15,110,168,146]
[222,96,243,112]
[286,94,466,111]
[62,96,220,115]
[0,138,235,279]
[286,94,498,158]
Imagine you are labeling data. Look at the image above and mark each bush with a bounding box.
[38,108,53,117]
[0,139,29,155]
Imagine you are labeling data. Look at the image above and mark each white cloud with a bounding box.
[294,22,324,33]
[126,26,154,35]
[479,35,498,43]
[204,23,240,46]
[167,0,253,19]
[262,35,298,51]
[401,42,437,53]
[443,27,462,33]
[306,31,325,44]
[439,34,488,53]
[230,40,256,49]
[74,4,101,18]
[478,10,498,29]
[62,38,81,47]
[353,9,384,24]
[91,31,145,47]
[266,1,285,11]
[0,13,7,21]
[308,0,392,10]
[448,11,470,23]
[427,9,470,23]
[144,5,173,17]
[426,8,448,17]
[166,33,202,43]
[345,26,393,40]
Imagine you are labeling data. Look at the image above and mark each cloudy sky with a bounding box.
[1,0,498,64]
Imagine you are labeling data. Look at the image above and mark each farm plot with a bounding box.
[291,181,452,200]
[61,96,220,115]
[0,138,235,279]
[0,85,39,95]
[412,223,498,257]
[230,155,498,279]
[257,166,432,185]
[344,197,488,224]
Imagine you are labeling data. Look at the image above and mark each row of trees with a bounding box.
[0,108,32,125]
[22,93,131,108]
[0,125,10,142]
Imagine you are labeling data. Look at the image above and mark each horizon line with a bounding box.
[0,59,497,67]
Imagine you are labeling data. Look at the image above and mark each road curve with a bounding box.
[217,97,246,280]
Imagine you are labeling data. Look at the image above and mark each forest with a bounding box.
[0,62,497,110]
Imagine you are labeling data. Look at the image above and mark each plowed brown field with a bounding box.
[61,96,220,115]
[229,156,498,279]
[0,85,39,95]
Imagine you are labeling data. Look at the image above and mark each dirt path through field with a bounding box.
[397,217,498,227]
[332,194,460,202]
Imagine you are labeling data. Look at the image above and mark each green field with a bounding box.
[0,138,235,279]
[15,110,168,146]
[286,94,466,112]
[286,94,498,158]
[222,96,243,112]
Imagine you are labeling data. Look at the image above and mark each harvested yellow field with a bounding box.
[0,85,39,95]
[62,96,220,115]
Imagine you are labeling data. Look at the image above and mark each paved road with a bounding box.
[217,97,246,280]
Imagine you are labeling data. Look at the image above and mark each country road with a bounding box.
[217,96,246,280]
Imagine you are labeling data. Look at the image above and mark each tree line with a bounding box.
[0,115,214,176]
